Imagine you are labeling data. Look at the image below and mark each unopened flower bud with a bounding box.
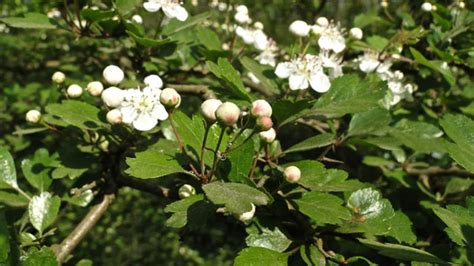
[421,2,432,12]
[67,84,83,98]
[103,65,124,85]
[259,128,276,143]
[237,203,256,222]
[349,27,363,40]
[256,116,273,131]
[106,109,122,124]
[52,71,66,84]
[131,14,143,24]
[251,99,272,117]
[178,184,196,199]
[101,87,124,107]
[144,74,163,89]
[284,166,301,183]
[201,99,222,123]
[459,1,465,8]
[316,17,329,26]
[381,1,388,8]
[26,110,41,123]
[215,102,240,126]
[254,21,264,30]
[86,81,104,96]
[160,88,181,108]
[289,20,311,37]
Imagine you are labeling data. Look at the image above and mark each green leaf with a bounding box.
[28,192,61,235]
[21,247,58,266]
[203,182,269,214]
[288,160,365,192]
[51,146,96,180]
[234,247,288,266]
[125,140,187,179]
[207,58,252,102]
[126,30,173,47]
[357,238,447,264]
[430,201,474,246]
[444,177,474,197]
[284,133,336,154]
[348,108,391,137]
[196,27,222,50]
[164,195,212,229]
[440,114,474,172]
[272,99,312,126]
[410,47,455,86]
[1,13,56,29]
[240,57,280,95]
[390,120,446,154]
[162,12,211,35]
[80,9,115,23]
[245,226,291,252]
[294,191,352,226]
[21,149,54,191]
[226,139,255,183]
[300,244,326,266]
[0,191,29,208]
[63,189,94,207]
[0,211,11,263]
[366,35,390,50]
[0,147,19,189]
[386,211,417,245]
[113,0,140,15]
[45,100,107,130]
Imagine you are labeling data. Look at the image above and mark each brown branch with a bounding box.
[405,166,474,177]
[54,193,115,264]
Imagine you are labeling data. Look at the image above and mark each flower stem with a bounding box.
[207,126,226,181]
[200,123,211,176]
[168,112,184,151]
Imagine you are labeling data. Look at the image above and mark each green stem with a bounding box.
[207,127,226,181]
[200,124,211,176]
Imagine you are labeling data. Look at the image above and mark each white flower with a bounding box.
[421,2,433,12]
[52,71,66,84]
[201,99,223,123]
[67,84,83,98]
[316,17,329,26]
[349,27,363,40]
[320,50,344,79]
[106,109,123,124]
[275,54,331,93]
[358,51,381,73]
[143,0,188,21]
[235,26,269,51]
[86,81,104,97]
[459,1,466,8]
[102,87,125,108]
[289,20,311,37]
[26,110,41,123]
[47,8,61,19]
[234,5,251,24]
[144,74,163,89]
[103,65,124,85]
[259,128,276,143]
[256,40,278,67]
[118,87,169,131]
[316,22,346,54]
[131,14,143,24]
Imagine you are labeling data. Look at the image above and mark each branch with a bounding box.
[405,166,474,177]
[54,193,115,264]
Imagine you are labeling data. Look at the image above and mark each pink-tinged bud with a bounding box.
[256,116,273,131]
[67,84,83,98]
[101,87,124,108]
[160,88,181,108]
[26,110,41,123]
[284,166,301,183]
[215,102,241,126]
[103,65,124,85]
[259,128,276,143]
[52,71,66,84]
[237,203,256,222]
[251,99,272,117]
[86,81,104,96]
[201,99,223,123]
[106,109,122,124]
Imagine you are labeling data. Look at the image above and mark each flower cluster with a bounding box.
[143,0,189,21]
[357,51,416,106]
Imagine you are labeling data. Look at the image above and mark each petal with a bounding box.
[143,2,162,12]
[163,5,188,21]
[133,112,158,131]
[318,36,332,50]
[275,62,293,78]
[120,106,138,124]
[332,37,346,53]
[152,104,169,121]
[309,72,331,93]
[289,74,309,90]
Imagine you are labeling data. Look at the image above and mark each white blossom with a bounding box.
[275,54,332,93]
[234,5,251,24]
[316,17,329,26]
[143,0,188,21]
[102,87,125,108]
[144,74,164,89]
[256,40,278,66]
[235,26,269,51]
[103,65,124,85]
[313,21,346,54]
[118,87,169,131]
[421,2,433,12]
[289,20,311,37]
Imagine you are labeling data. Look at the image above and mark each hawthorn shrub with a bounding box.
[1,0,474,265]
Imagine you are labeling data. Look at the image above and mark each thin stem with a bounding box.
[207,127,226,181]
[227,130,256,153]
[200,124,211,176]
[15,187,32,201]
[248,153,259,180]
[168,112,184,151]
